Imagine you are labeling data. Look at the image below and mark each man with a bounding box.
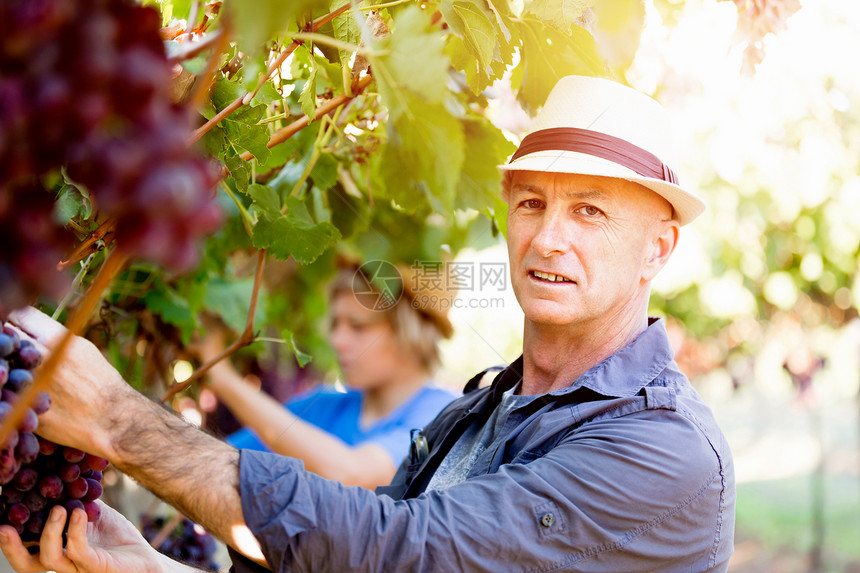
[0,75,735,572]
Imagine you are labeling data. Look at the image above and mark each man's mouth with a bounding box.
[531,270,574,283]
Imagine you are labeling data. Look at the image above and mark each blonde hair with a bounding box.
[329,269,444,373]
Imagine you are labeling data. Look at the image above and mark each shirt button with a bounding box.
[540,513,555,528]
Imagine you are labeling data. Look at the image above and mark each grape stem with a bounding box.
[188,2,352,145]
[160,249,267,402]
[167,28,225,65]
[57,217,116,271]
[0,250,129,447]
[235,73,373,165]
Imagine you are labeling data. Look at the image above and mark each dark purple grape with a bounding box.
[57,462,80,483]
[24,509,46,535]
[83,501,101,522]
[37,436,58,456]
[62,447,85,463]
[66,477,88,499]
[15,433,39,464]
[17,340,41,368]
[81,478,102,502]
[0,334,13,358]
[19,408,38,434]
[7,503,30,525]
[2,488,24,506]
[31,391,51,415]
[1,389,18,405]
[38,474,63,499]
[5,369,33,392]
[64,499,85,514]
[23,491,47,513]
[84,454,109,472]
[11,467,38,491]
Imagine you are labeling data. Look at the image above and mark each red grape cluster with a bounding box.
[0,0,222,316]
[141,514,219,571]
[0,323,109,541]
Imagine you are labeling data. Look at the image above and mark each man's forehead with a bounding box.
[508,172,623,199]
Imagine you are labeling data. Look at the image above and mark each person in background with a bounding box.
[195,261,458,489]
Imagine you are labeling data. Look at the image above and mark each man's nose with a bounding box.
[531,208,569,257]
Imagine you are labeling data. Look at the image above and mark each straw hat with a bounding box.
[500,75,706,226]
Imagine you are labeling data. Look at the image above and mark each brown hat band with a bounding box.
[509,127,679,185]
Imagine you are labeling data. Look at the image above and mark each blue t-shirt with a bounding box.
[227,384,457,465]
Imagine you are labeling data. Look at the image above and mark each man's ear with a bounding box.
[642,220,679,281]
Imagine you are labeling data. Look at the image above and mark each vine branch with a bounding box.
[160,248,267,402]
[189,3,352,145]
[0,249,128,447]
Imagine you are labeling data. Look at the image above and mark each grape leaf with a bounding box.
[523,0,590,34]
[203,277,268,333]
[441,0,496,77]
[513,18,604,112]
[247,183,281,215]
[251,196,341,264]
[379,93,465,212]
[224,119,272,164]
[282,329,313,367]
[330,0,362,67]
[224,154,250,194]
[54,183,92,224]
[372,6,450,119]
[298,51,319,121]
[454,117,516,211]
[252,81,283,106]
[143,283,196,342]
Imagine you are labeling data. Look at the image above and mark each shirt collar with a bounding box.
[491,318,676,400]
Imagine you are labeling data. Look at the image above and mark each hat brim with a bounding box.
[499,150,706,226]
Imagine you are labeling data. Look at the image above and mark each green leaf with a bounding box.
[224,154,250,194]
[514,18,604,112]
[224,119,272,164]
[455,118,516,211]
[247,183,281,215]
[251,196,342,264]
[203,276,267,333]
[372,6,450,119]
[523,0,590,34]
[210,77,246,112]
[283,329,313,367]
[143,284,196,342]
[441,0,496,78]
[331,0,362,67]
[199,124,229,159]
[252,81,283,106]
[299,68,318,121]
[54,183,91,224]
[229,0,322,56]
[379,93,465,212]
[310,153,339,192]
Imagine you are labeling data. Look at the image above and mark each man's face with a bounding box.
[505,171,676,332]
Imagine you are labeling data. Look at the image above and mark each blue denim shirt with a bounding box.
[232,318,735,572]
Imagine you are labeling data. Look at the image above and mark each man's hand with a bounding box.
[7,307,263,565]
[7,307,137,460]
[0,502,201,573]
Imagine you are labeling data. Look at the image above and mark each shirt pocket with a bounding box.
[533,501,566,538]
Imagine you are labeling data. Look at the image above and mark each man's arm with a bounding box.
[9,307,267,565]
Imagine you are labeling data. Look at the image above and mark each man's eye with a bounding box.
[579,205,603,217]
[522,199,543,209]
